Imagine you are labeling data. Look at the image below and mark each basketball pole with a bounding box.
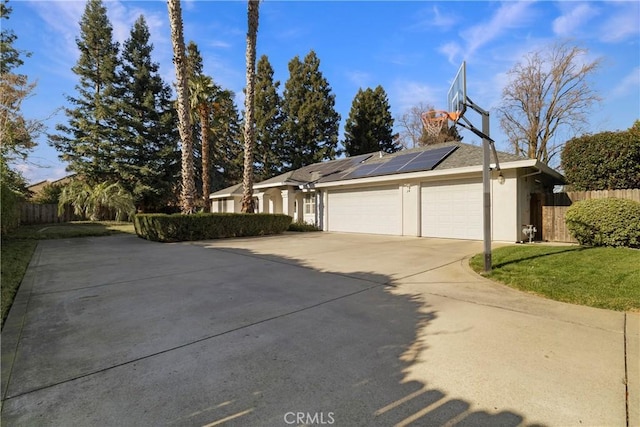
[482,113,492,273]
[455,98,496,273]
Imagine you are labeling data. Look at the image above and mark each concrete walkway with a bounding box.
[1,232,637,426]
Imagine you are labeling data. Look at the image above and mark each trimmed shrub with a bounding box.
[561,125,640,191]
[288,220,321,232]
[565,198,640,248]
[1,181,22,235]
[134,213,293,242]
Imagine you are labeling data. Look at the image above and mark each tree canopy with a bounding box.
[343,86,399,156]
[282,50,340,170]
[499,42,601,164]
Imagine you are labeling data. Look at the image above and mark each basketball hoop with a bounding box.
[421,110,459,137]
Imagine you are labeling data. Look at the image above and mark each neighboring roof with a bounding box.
[27,174,76,195]
[209,183,243,198]
[210,142,564,198]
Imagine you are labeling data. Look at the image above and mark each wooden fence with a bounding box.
[542,189,640,243]
[20,203,78,225]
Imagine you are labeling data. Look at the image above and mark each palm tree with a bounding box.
[58,181,135,221]
[189,74,216,208]
[167,0,196,214]
[241,0,260,213]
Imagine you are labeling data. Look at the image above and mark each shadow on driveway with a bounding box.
[2,234,542,426]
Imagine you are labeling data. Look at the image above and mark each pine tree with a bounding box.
[282,50,340,170]
[254,55,284,181]
[116,15,179,212]
[344,85,399,156]
[210,89,243,191]
[50,0,120,183]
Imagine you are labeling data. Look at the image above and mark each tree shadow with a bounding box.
[492,246,590,269]
[2,235,545,426]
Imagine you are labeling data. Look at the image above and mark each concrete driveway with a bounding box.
[1,232,637,426]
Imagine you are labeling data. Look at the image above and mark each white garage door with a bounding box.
[421,179,483,240]
[328,186,400,235]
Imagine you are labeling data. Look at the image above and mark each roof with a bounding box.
[209,183,243,198]
[210,142,564,198]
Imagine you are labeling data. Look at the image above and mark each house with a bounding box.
[209,142,565,242]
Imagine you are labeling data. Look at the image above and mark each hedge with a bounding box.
[134,213,293,242]
[561,125,640,191]
[565,198,640,248]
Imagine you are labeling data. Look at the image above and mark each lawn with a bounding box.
[470,245,640,312]
[1,221,136,329]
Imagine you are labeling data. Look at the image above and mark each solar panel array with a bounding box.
[309,153,373,181]
[339,145,458,180]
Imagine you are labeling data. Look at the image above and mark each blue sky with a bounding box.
[10,0,640,184]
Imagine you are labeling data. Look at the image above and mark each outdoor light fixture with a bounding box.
[498,173,505,185]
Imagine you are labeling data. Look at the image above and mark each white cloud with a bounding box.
[390,80,440,114]
[345,71,372,89]
[410,5,457,32]
[599,2,640,42]
[27,1,85,60]
[431,5,457,30]
[552,3,599,37]
[438,41,462,65]
[612,66,640,98]
[461,1,536,58]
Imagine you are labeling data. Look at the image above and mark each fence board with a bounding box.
[542,189,639,242]
[20,203,76,225]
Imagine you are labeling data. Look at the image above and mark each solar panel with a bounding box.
[400,145,458,173]
[366,152,421,176]
[342,163,381,179]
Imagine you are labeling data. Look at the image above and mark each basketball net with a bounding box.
[421,110,458,137]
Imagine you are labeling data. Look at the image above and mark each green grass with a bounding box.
[1,221,135,329]
[470,245,640,312]
[7,221,135,240]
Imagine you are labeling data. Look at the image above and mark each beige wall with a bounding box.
[491,170,519,242]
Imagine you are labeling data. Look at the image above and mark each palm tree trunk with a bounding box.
[200,106,211,209]
[167,0,196,214]
[241,0,260,213]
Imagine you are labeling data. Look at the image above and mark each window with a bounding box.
[304,193,315,215]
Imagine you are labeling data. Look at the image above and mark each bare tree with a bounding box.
[396,102,461,148]
[241,0,260,213]
[498,42,601,164]
[167,0,196,213]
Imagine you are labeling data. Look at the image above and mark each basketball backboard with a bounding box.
[447,61,467,121]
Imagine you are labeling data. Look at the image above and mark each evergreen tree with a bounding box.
[254,55,284,181]
[116,15,179,212]
[282,50,340,170]
[1,0,29,74]
[49,0,120,183]
[344,85,399,156]
[211,89,243,191]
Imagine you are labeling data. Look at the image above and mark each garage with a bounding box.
[327,185,400,235]
[421,179,483,240]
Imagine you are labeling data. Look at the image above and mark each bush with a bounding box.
[134,213,293,242]
[288,220,321,232]
[1,181,22,235]
[561,125,640,191]
[566,198,640,248]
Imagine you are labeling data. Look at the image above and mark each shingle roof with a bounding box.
[211,142,530,196]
